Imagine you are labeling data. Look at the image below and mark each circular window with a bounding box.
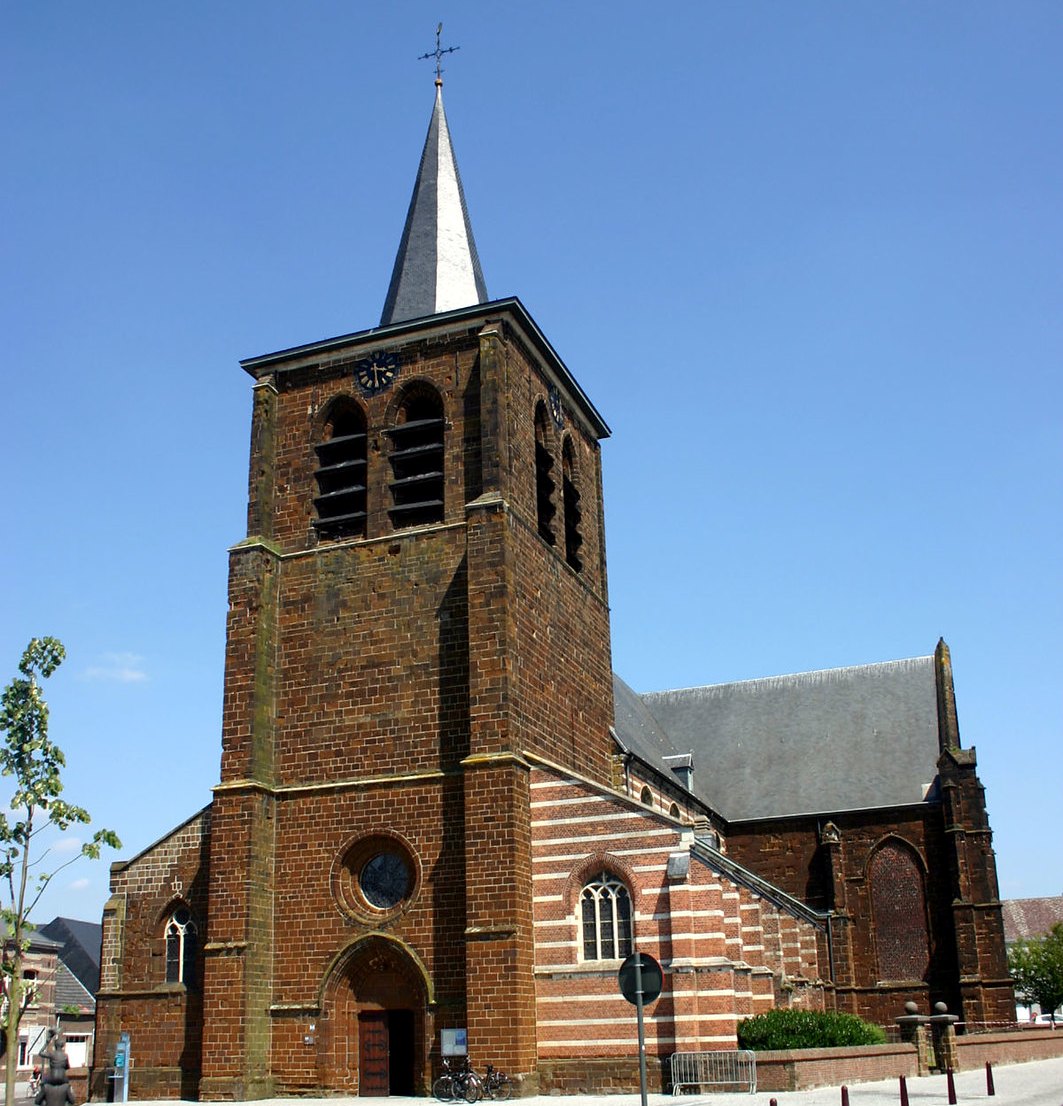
[332,833,418,921]
[360,852,411,910]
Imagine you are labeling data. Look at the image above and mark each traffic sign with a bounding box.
[618,951,663,1005]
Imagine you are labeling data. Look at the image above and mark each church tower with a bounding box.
[198,72,614,1098]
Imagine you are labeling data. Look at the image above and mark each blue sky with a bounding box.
[2,3,1060,925]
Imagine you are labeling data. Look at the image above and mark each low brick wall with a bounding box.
[956,1028,1063,1069]
[537,1057,669,1095]
[753,1043,918,1092]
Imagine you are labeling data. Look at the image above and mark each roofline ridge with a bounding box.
[641,653,936,699]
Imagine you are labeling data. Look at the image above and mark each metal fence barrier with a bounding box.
[669,1050,757,1094]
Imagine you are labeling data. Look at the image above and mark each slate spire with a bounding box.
[381,79,488,325]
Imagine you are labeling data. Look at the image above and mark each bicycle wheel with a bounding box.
[462,1075,483,1103]
[433,1075,455,1101]
[491,1077,513,1100]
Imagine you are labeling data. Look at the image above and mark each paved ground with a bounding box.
[104,1055,1063,1106]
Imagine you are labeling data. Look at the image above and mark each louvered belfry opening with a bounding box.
[562,438,583,572]
[534,403,556,546]
[387,390,445,527]
[313,400,368,538]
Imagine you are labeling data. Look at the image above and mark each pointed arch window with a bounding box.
[313,400,368,538]
[534,403,556,546]
[580,872,633,961]
[562,438,583,572]
[869,840,930,982]
[387,391,445,527]
[165,905,198,986]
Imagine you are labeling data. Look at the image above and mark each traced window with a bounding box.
[669,803,681,819]
[534,403,556,546]
[562,437,583,571]
[387,391,445,527]
[869,840,930,982]
[313,399,368,538]
[165,905,198,986]
[580,872,633,961]
[640,786,653,806]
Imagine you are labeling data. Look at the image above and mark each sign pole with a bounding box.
[634,952,648,1106]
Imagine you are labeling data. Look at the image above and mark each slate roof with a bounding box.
[54,960,95,1012]
[627,655,942,822]
[381,81,488,325]
[39,917,103,994]
[1001,896,1063,944]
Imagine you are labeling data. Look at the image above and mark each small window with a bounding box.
[21,970,38,1007]
[534,403,556,545]
[640,786,653,806]
[165,906,198,986]
[387,392,445,527]
[581,872,633,961]
[313,400,368,538]
[562,438,582,572]
[669,803,681,819]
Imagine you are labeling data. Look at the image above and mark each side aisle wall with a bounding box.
[528,767,825,1092]
[92,809,211,1100]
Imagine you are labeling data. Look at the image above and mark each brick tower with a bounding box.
[197,76,614,1098]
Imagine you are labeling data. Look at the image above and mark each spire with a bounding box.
[380,80,488,325]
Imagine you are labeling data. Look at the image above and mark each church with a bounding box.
[91,70,1013,1100]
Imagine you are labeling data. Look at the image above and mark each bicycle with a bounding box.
[434,1057,481,1103]
[482,1063,513,1100]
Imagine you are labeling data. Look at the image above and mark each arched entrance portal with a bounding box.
[322,937,428,1096]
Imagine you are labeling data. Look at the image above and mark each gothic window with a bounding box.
[534,402,556,545]
[313,399,368,538]
[869,840,930,982]
[640,786,653,806]
[165,905,198,986]
[562,437,583,572]
[580,872,633,961]
[387,390,445,528]
[669,803,681,819]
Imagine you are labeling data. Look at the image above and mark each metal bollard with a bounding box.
[770,1100,778,1106]
[946,1067,957,1105]
[899,1074,909,1106]
[841,1086,850,1106]
[985,1060,995,1096]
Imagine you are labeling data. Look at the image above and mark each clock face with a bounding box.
[354,350,399,396]
[360,851,411,910]
[548,384,564,428]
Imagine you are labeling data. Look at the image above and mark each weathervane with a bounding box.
[418,22,460,84]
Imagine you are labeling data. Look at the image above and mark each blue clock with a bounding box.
[548,383,564,428]
[354,350,399,396]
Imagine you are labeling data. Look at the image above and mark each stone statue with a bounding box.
[35,1030,75,1106]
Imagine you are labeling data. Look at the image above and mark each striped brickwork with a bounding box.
[529,765,825,1075]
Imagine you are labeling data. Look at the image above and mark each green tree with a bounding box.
[0,638,120,1106]
[1009,922,1063,1024]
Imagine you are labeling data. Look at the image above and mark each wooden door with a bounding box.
[358,1011,389,1096]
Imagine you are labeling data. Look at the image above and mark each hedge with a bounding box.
[737,1008,887,1051]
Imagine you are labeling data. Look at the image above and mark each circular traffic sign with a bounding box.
[618,951,663,1005]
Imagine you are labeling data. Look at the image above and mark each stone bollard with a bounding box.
[929,1001,960,1074]
[895,1000,932,1076]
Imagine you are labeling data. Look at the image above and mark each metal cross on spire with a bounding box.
[418,22,460,84]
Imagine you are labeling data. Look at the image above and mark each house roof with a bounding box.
[54,960,95,1012]
[1002,896,1063,944]
[380,80,488,325]
[39,917,103,994]
[632,655,942,821]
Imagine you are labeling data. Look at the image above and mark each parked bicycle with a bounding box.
[433,1058,512,1102]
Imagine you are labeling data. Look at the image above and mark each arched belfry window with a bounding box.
[534,403,556,546]
[313,399,368,538]
[165,905,198,986]
[562,437,583,572]
[387,390,445,528]
[868,840,930,982]
[580,871,633,961]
